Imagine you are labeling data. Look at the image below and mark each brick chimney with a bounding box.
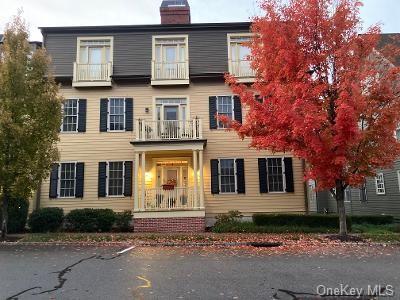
[160,0,191,25]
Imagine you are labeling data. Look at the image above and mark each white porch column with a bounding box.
[141,152,146,211]
[134,152,140,211]
[199,149,204,209]
[193,150,198,208]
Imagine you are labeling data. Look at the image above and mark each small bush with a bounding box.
[28,208,64,233]
[215,210,243,227]
[351,215,394,225]
[115,211,133,232]
[252,214,352,230]
[65,209,116,232]
[0,198,29,233]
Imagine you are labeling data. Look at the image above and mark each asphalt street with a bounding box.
[0,244,399,299]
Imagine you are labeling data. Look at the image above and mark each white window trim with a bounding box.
[227,33,254,79]
[76,36,114,65]
[375,173,386,195]
[216,95,235,130]
[397,170,400,193]
[107,97,126,132]
[152,96,190,121]
[218,158,238,194]
[152,34,189,63]
[57,161,77,199]
[266,156,287,194]
[106,161,125,197]
[60,99,79,133]
[344,187,351,203]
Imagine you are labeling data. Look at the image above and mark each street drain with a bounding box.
[247,242,282,248]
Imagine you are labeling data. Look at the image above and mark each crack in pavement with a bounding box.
[6,287,42,300]
[6,249,129,299]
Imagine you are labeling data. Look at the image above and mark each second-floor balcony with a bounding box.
[229,59,255,82]
[151,61,189,85]
[136,119,202,141]
[73,62,113,87]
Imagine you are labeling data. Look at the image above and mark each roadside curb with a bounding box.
[0,241,284,248]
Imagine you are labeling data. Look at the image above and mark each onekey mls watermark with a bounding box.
[316,284,394,298]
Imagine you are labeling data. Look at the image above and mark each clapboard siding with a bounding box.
[43,24,250,77]
[317,160,400,217]
[34,82,307,214]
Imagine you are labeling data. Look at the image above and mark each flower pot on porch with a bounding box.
[162,184,175,190]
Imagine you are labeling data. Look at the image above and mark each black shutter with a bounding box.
[77,99,87,132]
[100,98,108,132]
[284,157,294,192]
[233,96,242,123]
[75,163,85,198]
[125,98,133,131]
[236,159,245,194]
[210,159,220,194]
[209,96,217,129]
[258,158,268,193]
[124,161,133,197]
[98,162,107,197]
[49,163,59,198]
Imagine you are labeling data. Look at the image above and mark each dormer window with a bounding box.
[151,35,189,85]
[228,33,255,82]
[73,37,113,87]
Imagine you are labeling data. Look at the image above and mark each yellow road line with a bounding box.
[136,275,152,289]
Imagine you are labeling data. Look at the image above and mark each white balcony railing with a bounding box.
[73,62,112,83]
[230,59,255,78]
[152,61,189,81]
[136,119,202,141]
[144,187,199,211]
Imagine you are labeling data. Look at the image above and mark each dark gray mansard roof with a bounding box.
[39,22,251,34]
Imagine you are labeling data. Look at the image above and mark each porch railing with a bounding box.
[73,62,113,82]
[136,119,202,141]
[229,59,255,78]
[152,61,189,81]
[144,187,199,211]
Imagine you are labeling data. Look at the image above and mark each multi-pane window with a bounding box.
[59,163,76,198]
[62,99,78,132]
[396,126,400,141]
[397,170,400,192]
[217,96,234,128]
[78,39,112,65]
[108,162,124,196]
[219,159,236,193]
[267,157,285,192]
[344,187,351,202]
[375,173,385,195]
[228,34,254,78]
[109,98,125,131]
[153,36,188,80]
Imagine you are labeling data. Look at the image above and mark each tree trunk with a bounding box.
[335,181,347,237]
[1,192,9,239]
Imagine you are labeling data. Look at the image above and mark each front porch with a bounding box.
[132,149,206,213]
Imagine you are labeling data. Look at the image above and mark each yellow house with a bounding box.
[33,0,307,232]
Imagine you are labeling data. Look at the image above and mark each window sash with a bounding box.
[107,162,124,196]
[154,38,187,63]
[218,159,237,194]
[108,98,125,131]
[375,173,385,195]
[266,157,286,192]
[78,39,111,64]
[58,163,76,198]
[216,96,234,129]
[62,99,79,132]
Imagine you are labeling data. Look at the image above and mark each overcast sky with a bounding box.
[0,0,399,41]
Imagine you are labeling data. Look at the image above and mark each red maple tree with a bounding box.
[226,0,400,236]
